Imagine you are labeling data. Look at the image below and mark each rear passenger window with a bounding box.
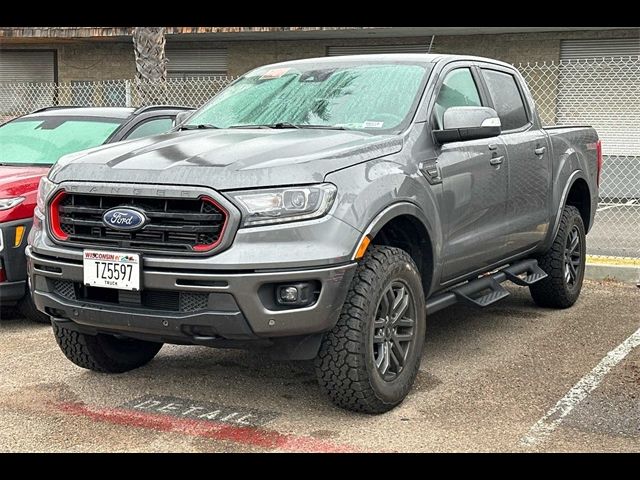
[481,69,529,131]
[433,68,482,129]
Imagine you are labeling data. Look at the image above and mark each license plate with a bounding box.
[83,249,141,291]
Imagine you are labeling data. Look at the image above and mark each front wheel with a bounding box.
[529,205,586,309]
[53,322,163,373]
[315,246,426,413]
[18,292,51,324]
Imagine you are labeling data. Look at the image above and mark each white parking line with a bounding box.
[597,205,619,212]
[597,200,639,212]
[520,327,640,447]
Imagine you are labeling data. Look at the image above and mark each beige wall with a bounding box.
[1,29,637,80]
[225,29,639,75]
[56,42,135,82]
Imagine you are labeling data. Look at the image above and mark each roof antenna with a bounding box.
[427,35,435,54]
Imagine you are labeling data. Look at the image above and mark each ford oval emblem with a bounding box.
[102,208,147,231]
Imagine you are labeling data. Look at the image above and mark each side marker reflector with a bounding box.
[14,225,25,247]
[355,236,371,260]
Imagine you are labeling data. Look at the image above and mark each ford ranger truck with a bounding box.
[26,55,600,413]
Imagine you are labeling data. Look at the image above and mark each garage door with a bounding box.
[558,38,640,198]
[327,44,431,56]
[165,48,228,78]
[0,50,56,117]
[0,50,55,83]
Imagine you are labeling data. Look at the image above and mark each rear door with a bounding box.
[478,65,552,253]
[430,63,510,282]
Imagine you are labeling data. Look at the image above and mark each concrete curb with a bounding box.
[585,263,640,284]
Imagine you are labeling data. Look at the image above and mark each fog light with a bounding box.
[276,282,316,307]
[279,286,299,303]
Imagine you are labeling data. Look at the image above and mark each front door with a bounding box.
[431,66,510,282]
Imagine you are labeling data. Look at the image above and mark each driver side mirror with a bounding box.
[173,110,193,128]
[433,106,501,144]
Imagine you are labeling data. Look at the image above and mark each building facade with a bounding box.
[1,27,638,83]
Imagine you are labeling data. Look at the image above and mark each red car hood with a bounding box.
[0,165,50,223]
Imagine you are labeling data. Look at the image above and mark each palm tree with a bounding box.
[132,27,168,104]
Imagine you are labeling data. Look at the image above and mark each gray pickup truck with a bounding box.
[27,54,601,413]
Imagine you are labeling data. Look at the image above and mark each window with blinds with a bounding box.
[327,44,431,56]
[165,47,228,78]
[560,38,640,60]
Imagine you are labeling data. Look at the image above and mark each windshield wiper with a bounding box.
[229,122,299,130]
[229,123,346,130]
[178,124,220,131]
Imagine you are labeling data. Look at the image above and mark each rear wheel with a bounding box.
[315,246,426,413]
[53,322,163,373]
[529,205,586,308]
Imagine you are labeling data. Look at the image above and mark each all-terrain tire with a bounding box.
[315,246,427,414]
[529,205,586,309]
[18,293,51,324]
[52,322,163,373]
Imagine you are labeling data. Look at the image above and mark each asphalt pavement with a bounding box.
[0,280,638,452]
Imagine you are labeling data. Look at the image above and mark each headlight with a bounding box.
[227,184,337,227]
[0,197,25,211]
[36,176,57,212]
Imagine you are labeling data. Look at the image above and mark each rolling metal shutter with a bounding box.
[0,50,55,83]
[327,44,431,56]
[165,48,228,77]
[560,38,640,59]
[0,51,56,116]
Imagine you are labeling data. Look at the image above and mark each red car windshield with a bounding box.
[0,116,122,166]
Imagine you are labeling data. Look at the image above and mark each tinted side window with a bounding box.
[434,68,482,129]
[125,117,174,140]
[481,70,529,131]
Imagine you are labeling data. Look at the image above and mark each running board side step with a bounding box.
[426,259,548,315]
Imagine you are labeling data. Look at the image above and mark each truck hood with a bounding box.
[48,129,403,190]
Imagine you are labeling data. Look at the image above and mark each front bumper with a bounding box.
[26,246,356,343]
[0,218,32,304]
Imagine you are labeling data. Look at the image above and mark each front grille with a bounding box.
[51,280,209,313]
[52,193,227,253]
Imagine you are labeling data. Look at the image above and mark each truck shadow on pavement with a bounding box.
[56,285,549,417]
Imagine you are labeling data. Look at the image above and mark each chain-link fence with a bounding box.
[519,56,640,260]
[0,57,638,259]
[0,76,236,123]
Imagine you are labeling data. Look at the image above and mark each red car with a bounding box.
[0,105,192,321]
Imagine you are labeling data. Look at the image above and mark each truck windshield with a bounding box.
[0,117,122,166]
[185,63,432,132]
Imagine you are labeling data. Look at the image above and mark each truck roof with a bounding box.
[256,53,514,70]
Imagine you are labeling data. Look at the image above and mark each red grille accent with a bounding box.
[49,192,228,254]
[49,190,69,241]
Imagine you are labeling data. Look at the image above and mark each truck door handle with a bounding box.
[488,144,498,151]
[534,147,546,155]
[489,156,504,166]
